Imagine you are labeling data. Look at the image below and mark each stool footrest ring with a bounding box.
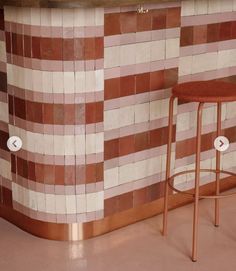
[168,169,236,199]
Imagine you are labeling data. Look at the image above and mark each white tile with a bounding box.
[64,72,75,93]
[104,109,120,131]
[192,52,218,73]
[22,8,31,25]
[179,56,192,76]
[40,8,51,26]
[51,9,63,26]
[104,167,119,189]
[226,101,236,119]
[105,46,120,69]
[66,195,77,214]
[136,42,151,64]
[54,136,65,156]
[55,195,66,214]
[181,0,195,16]
[75,71,86,93]
[120,44,136,66]
[150,40,165,62]
[62,9,74,27]
[37,192,46,213]
[43,134,54,155]
[220,0,233,12]
[150,100,162,120]
[119,163,135,184]
[166,38,180,59]
[0,102,9,123]
[95,132,104,153]
[85,71,96,93]
[53,72,64,93]
[0,41,6,62]
[135,159,148,180]
[31,8,41,25]
[74,9,85,27]
[76,194,86,213]
[147,156,162,176]
[33,70,43,93]
[96,191,104,211]
[217,50,231,69]
[75,135,86,156]
[64,136,75,155]
[95,70,104,92]
[86,192,97,212]
[29,190,37,210]
[86,134,96,154]
[42,71,53,93]
[23,187,29,208]
[208,0,221,14]
[177,112,190,132]
[119,106,135,127]
[195,0,208,15]
[95,8,104,26]
[84,9,95,26]
[135,103,150,124]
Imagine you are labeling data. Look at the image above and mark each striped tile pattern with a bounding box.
[0,1,236,227]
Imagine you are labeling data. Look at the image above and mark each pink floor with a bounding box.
[1,192,236,271]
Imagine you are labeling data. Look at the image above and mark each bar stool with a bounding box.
[162,81,236,262]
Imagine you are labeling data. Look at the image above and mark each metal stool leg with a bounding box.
[192,102,204,262]
[215,102,222,227]
[163,95,176,236]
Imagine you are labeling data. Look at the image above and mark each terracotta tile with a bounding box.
[51,38,63,60]
[0,130,9,151]
[96,102,103,123]
[207,23,219,43]
[147,183,159,201]
[76,165,86,185]
[224,126,236,143]
[14,97,26,119]
[119,135,135,156]
[11,33,18,55]
[0,72,7,93]
[54,104,64,125]
[74,38,85,60]
[120,11,137,33]
[11,154,16,174]
[152,9,167,30]
[231,21,236,39]
[63,38,74,61]
[64,104,75,125]
[16,33,23,56]
[86,163,96,183]
[104,138,119,160]
[96,162,104,182]
[5,32,12,54]
[104,196,118,216]
[150,70,164,91]
[8,95,14,115]
[136,72,150,94]
[16,157,28,178]
[118,192,133,212]
[219,22,232,41]
[193,25,207,45]
[137,12,152,32]
[105,13,121,36]
[86,102,96,124]
[32,36,41,59]
[24,35,31,58]
[41,38,53,60]
[164,68,178,88]
[65,165,76,185]
[44,165,55,185]
[26,101,43,123]
[75,104,85,125]
[120,75,135,97]
[104,78,120,100]
[35,163,44,183]
[166,7,181,28]
[43,103,54,124]
[84,38,95,60]
[2,187,12,207]
[28,161,36,182]
[55,165,65,185]
[0,9,4,30]
[180,26,193,47]
[133,187,148,207]
[135,132,149,152]
[95,37,104,59]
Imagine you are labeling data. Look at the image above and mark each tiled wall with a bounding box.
[0,0,236,237]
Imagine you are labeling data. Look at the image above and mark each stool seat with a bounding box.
[172,81,236,103]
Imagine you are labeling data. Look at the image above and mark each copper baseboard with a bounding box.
[1,176,236,241]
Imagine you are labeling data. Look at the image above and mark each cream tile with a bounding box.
[120,44,136,66]
[29,190,38,211]
[119,163,135,184]
[119,106,135,127]
[62,9,74,27]
[40,8,51,27]
[54,136,65,156]
[85,71,96,93]
[192,52,218,73]
[96,191,104,211]
[55,195,66,214]
[195,0,208,15]
[105,46,120,68]
[76,194,86,213]
[75,72,86,93]
[95,70,104,92]
[135,103,150,124]
[37,192,46,213]
[85,9,95,26]
[179,56,192,76]
[86,192,97,212]
[0,102,9,123]
[150,100,162,121]
[95,8,104,26]
[64,136,75,155]
[135,159,148,180]
[53,72,64,93]
[0,41,6,62]
[136,42,151,64]
[42,71,53,93]
[220,0,233,12]
[104,109,120,131]
[51,9,63,26]
[66,195,77,214]
[226,101,236,119]
[177,112,190,132]
[147,156,162,176]
[75,135,86,156]
[150,40,165,62]
[74,9,85,27]
[0,159,11,180]
[104,167,119,189]
[95,132,104,153]
[64,72,75,93]
[208,0,221,14]
[166,38,180,59]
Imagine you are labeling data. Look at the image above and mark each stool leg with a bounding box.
[192,102,204,262]
[215,102,222,227]
[163,95,176,236]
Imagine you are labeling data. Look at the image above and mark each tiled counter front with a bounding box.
[0,0,236,240]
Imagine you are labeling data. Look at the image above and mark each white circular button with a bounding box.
[214,136,229,152]
[7,136,22,152]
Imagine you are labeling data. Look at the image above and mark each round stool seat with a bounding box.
[172,81,236,103]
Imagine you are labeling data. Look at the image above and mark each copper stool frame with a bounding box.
[162,95,236,262]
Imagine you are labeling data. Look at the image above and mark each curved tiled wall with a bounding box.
[0,0,236,240]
